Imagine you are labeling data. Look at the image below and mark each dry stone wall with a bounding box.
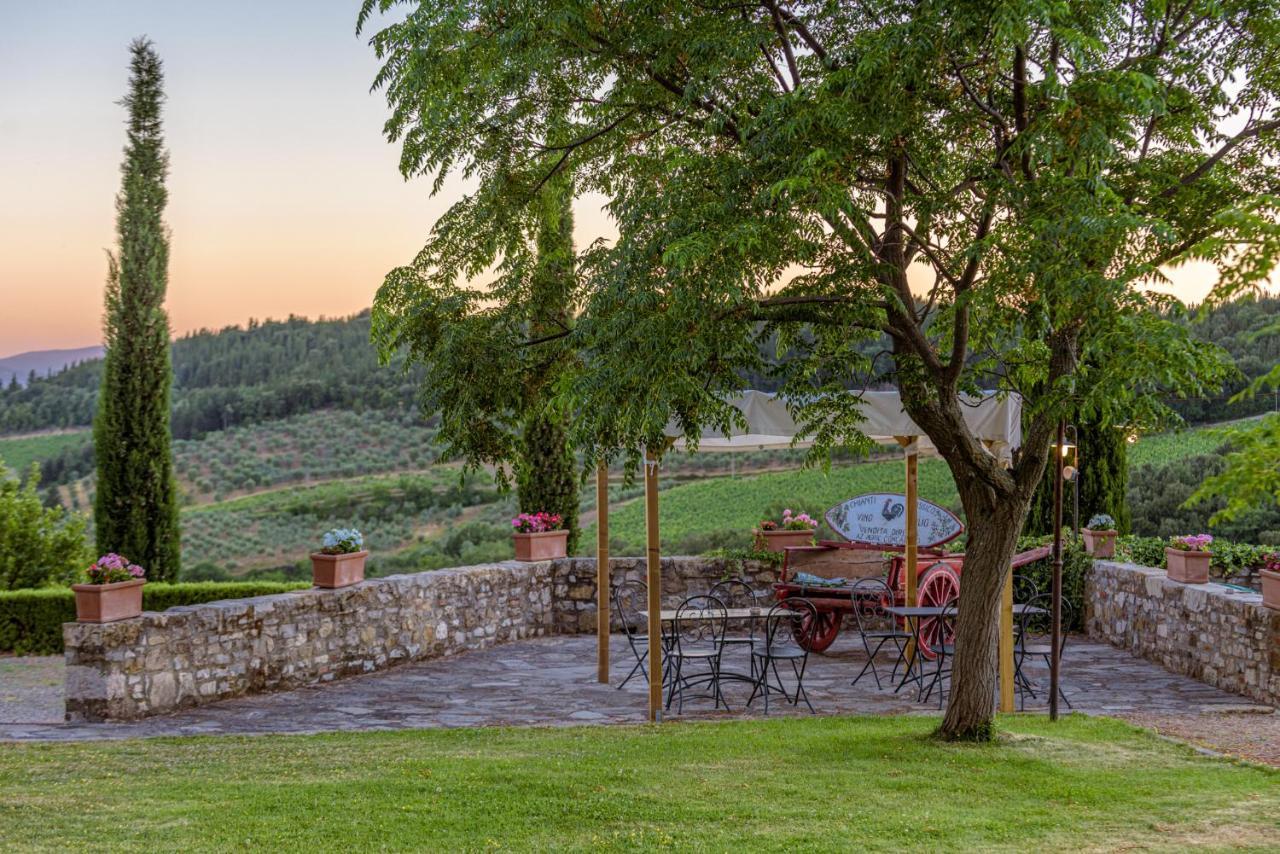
[1086,560,1280,708]
[64,556,778,721]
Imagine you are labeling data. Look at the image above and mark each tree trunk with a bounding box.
[937,487,1029,740]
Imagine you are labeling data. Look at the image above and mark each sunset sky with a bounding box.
[0,1,1255,356]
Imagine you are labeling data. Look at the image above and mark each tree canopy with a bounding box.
[361,0,1280,738]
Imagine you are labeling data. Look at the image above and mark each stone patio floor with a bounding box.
[1,634,1276,764]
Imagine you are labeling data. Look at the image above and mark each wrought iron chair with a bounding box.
[747,598,818,714]
[665,594,730,714]
[1014,592,1074,711]
[921,600,959,709]
[612,579,658,689]
[849,576,911,690]
[709,578,764,666]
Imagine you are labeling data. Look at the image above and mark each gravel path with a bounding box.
[1116,708,1280,767]
[0,656,64,724]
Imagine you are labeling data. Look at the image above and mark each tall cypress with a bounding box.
[93,39,181,580]
[515,175,580,552]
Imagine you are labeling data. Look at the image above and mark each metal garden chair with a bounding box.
[747,598,818,714]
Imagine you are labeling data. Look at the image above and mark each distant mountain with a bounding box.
[0,346,103,388]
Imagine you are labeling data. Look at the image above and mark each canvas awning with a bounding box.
[666,390,1022,462]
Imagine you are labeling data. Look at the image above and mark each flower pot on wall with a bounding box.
[1261,569,1280,610]
[1165,547,1211,584]
[513,530,569,562]
[311,551,368,589]
[756,529,816,552]
[1081,528,1117,559]
[71,578,145,623]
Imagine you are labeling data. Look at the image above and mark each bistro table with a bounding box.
[884,603,1048,699]
[640,607,788,704]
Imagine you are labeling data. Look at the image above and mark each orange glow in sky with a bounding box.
[0,2,1260,357]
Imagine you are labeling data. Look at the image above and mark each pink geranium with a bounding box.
[511,511,563,533]
[1170,534,1213,553]
[86,553,146,585]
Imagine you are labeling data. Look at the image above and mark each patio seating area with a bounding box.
[1,630,1264,744]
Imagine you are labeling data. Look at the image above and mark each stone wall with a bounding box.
[64,561,554,721]
[64,556,778,721]
[1086,560,1280,707]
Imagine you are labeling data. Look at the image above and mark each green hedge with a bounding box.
[0,581,310,656]
[1115,535,1274,579]
[1012,536,1091,631]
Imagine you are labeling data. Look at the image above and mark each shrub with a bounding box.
[1116,534,1271,579]
[1011,542,1091,632]
[0,581,309,655]
[0,462,91,590]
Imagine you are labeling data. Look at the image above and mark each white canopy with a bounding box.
[666,389,1022,461]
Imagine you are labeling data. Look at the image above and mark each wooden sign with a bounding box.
[824,493,963,548]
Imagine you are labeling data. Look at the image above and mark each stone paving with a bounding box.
[2,633,1272,747]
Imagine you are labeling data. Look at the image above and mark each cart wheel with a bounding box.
[794,609,840,652]
[915,562,961,660]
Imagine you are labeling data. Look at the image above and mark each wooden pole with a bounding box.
[999,571,1015,713]
[596,460,609,684]
[1050,420,1065,721]
[644,448,663,722]
[900,438,919,606]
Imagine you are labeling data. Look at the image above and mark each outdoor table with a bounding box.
[883,604,1048,699]
[640,607,782,702]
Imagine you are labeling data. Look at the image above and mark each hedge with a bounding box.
[1115,535,1275,579]
[0,581,310,656]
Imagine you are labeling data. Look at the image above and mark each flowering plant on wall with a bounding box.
[320,528,364,555]
[85,553,145,585]
[1170,534,1213,552]
[1264,552,1280,573]
[780,509,820,531]
[511,511,563,533]
[1086,513,1116,530]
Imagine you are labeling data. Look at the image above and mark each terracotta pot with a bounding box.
[513,530,569,561]
[1081,528,1117,558]
[310,550,368,588]
[756,529,816,553]
[71,578,144,623]
[1165,547,1211,584]
[1261,569,1280,610]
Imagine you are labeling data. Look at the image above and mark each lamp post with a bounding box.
[1050,423,1078,722]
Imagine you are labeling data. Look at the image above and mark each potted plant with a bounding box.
[1165,534,1213,584]
[311,528,368,588]
[71,554,146,623]
[754,509,819,552]
[511,511,568,561]
[1261,552,1280,610]
[1081,513,1118,558]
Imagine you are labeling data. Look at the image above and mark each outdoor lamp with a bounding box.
[1057,430,1078,482]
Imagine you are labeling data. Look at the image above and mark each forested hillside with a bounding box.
[2,297,1273,439]
[0,312,423,437]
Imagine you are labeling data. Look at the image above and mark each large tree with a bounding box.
[361,1,1275,738]
[94,38,181,581]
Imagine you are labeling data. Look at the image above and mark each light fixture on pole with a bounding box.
[1049,422,1074,722]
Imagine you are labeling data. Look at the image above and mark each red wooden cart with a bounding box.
[773,493,1049,654]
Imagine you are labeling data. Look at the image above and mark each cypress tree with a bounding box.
[515,176,580,552]
[93,38,181,580]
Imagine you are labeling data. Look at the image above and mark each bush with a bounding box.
[1011,540,1091,632]
[0,581,309,655]
[0,462,91,590]
[1115,534,1272,579]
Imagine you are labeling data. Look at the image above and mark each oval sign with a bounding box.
[824,493,964,548]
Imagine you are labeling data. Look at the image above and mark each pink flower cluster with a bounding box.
[511,511,563,533]
[86,553,146,585]
[780,509,819,531]
[1171,534,1213,552]
[1264,553,1280,573]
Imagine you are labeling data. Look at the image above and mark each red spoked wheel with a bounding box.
[793,607,841,652]
[915,562,961,660]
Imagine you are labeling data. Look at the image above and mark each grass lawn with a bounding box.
[1,715,1275,851]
